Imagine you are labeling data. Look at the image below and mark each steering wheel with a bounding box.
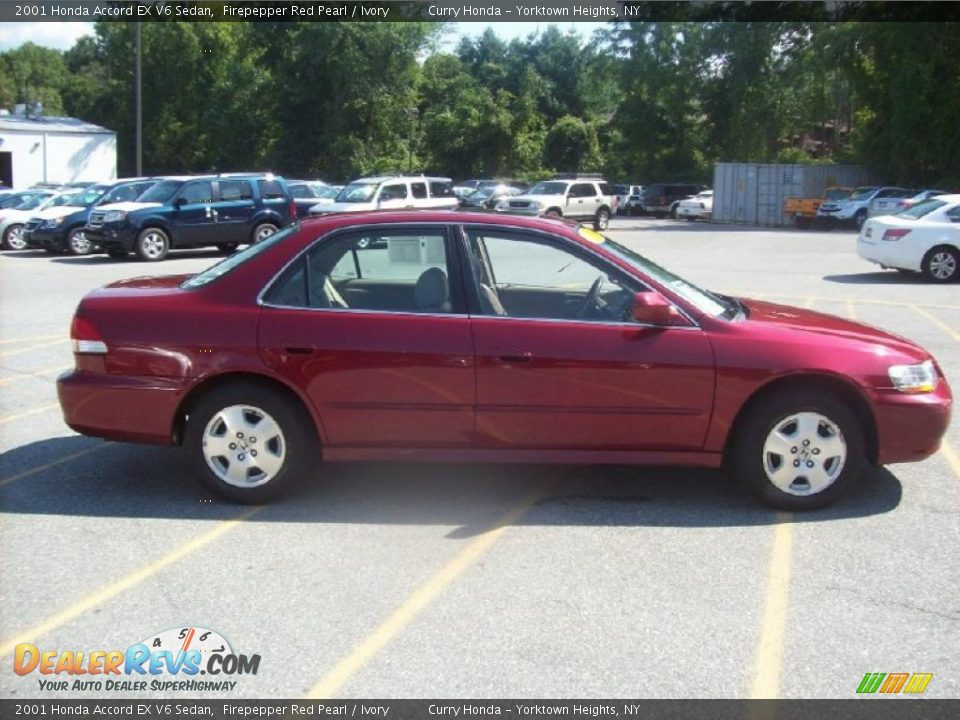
[576,276,605,318]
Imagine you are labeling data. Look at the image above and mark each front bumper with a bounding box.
[872,381,952,464]
[57,369,190,446]
[817,206,858,220]
[85,222,138,251]
[27,227,69,251]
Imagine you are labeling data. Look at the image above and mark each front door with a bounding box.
[258,225,475,448]
[172,180,216,246]
[463,226,715,451]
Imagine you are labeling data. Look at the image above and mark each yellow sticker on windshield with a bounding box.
[578,227,606,244]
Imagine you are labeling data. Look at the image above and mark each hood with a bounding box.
[309,201,370,213]
[34,206,84,220]
[95,201,164,213]
[741,299,924,358]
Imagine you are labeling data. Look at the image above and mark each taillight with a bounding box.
[882,228,911,241]
[71,315,107,354]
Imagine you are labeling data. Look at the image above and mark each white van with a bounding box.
[308,175,458,214]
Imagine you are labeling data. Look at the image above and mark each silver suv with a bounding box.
[494,177,617,230]
[309,175,458,215]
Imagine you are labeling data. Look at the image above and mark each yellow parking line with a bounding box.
[749,512,794,699]
[742,294,960,312]
[804,297,815,309]
[845,300,856,320]
[0,333,61,346]
[0,508,263,658]
[909,305,960,342]
[0,402,59,425]
[0,443,109,488]
[0,339,67,358]
[939,439,960,479]
[306,483,548,699]
[0,364,71,386]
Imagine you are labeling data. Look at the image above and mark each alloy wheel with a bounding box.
[202,404,287,488]
[761,411,847,496]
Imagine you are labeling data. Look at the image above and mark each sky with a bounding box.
[0,21,608,52]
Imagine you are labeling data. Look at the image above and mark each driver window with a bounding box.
[179,182,213,204]
[465,230,636,322]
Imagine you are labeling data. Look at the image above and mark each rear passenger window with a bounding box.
[410,182,428,199]
[379,184,408,201]
[220,180,254,201]
[429,181,455,198]
[265,230,455,314]
[258,179,285,199]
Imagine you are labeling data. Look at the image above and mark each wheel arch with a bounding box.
[172,371,326,451]
[723,372,879,467]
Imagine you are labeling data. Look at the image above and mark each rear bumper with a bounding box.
[57,370,190,445]
[873,383,952,464]
[856,237,923,272]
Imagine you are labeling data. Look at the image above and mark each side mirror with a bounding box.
[632,291,683,326]
[173,197,187,208]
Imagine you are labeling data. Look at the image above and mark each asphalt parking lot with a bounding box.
[1,216,957,700]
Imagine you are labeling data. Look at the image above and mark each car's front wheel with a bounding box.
[593,208,610,231]
[185,382,316,503]
[67,228,93,256]
[922,246,959,283]
[217,243,239,255]
[854,209,868,230]
[732,389,864,511]
[135,227,169,261]
[3,224,26,250]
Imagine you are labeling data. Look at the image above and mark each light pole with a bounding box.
[406,106,418,174]
[135,23,142,176]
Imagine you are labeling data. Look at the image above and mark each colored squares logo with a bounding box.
[857,672,933,694]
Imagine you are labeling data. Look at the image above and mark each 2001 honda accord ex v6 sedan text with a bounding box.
[57,212,952,510]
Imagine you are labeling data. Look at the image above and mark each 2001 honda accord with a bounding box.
[57,211,952,509]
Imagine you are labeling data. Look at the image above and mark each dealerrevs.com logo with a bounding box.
[14,626,260,693]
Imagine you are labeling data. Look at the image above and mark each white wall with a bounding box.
[0,130,117,189]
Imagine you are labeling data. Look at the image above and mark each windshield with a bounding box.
[468,186,498,201]
[315,186,339,199]
[68,185,110,206]
[15,194,52,210]
[587,231,731,318]
[528,182,568,195]
[336,182,378,203]
[897,198,947,219]
[47,191,85,208]
[182,224,299,290]
[139,180,184,204]
[824,188,851,201]
[848,186,879,200]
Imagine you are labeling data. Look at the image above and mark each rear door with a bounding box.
[214,179,257,243]
[258,224,475,448]
[565,182,596,218]
[376,182,410,210]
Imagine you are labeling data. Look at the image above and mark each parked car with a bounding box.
[495,177,617,230]
[57,211,951,510]
[625,189,646,216]
[891,189,948,214]
[454,179,500,199]
[23,178,159,255]
[1,190,78,251]
[309,175,459,215]
[640,183,704,218]
[676,190,714,221]
[85,174,296,261]
[0,189,53,211]
[868,188,919,217]
[459,183,523,210]
[610,184,643,215]
[857,194,960,282]
[817,186,909,229]
[784,187,852,228]
[287,179,334,215]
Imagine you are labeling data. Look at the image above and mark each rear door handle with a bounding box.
[283,346,316,355]
[497,352,532,364]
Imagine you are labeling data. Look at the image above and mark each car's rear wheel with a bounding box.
[3,224,26,250]
[669,204,679,219]
[731,389,864,511]
[922,246,959,283]
[544,209,562,219]
[593,208,610,231]
[854,209,868,230]
[67,228,93,256]
[252,222,278,244]
[217,242,239,255]
[135,227,169,261]
[185,382,316,503]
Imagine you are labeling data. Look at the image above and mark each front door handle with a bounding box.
[497,352,532,364]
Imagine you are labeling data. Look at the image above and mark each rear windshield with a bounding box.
[181,224,299,290]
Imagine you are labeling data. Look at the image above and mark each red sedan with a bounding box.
[57,211,951,510]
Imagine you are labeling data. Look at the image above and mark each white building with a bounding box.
[0,110,117,189]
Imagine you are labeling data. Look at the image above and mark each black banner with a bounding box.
[1,700,959,719]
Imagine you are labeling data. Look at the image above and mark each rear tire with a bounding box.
[854,209,868,230]
[185,382,317,503]
[544,209,562,219]
[135,227,169,261]
[593,208,610,231]
[252,222,278,244]
[3,224,26,250]
[731,389,864,511]
[922,246,959,283]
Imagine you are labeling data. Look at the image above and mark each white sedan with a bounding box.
[676,190,713,221]
[857,194,960,282]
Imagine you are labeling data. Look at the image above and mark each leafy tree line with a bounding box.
[1,21,957,187]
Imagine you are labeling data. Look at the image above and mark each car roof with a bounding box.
[296,209,583,234]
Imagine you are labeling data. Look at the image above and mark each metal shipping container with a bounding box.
[712,163,875,226]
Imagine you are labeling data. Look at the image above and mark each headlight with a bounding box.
[42,217,65,228]
[888,360,938,393]
[103,210,127,222]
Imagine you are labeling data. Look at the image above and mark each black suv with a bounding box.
[85,174,295,261]
[640,183,705,218]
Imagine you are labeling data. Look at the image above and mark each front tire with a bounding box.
[922,246,959,283]
[854,209,868,230]
[593,208,610,231]
[2,224,26,250]
[731,389,864,511]
[106,248,129,259]
[217,242,239,255]
[67,228,93,256]
[252,222,278,244]
[185,382,317,503]
[544,209,562,219]
[135,227,169,261]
